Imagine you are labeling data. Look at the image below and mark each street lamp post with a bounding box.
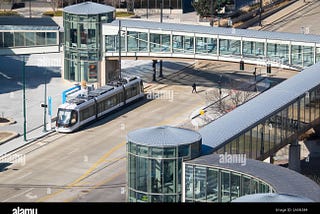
[42,69,47,132]
[259,0,262,26]
[159,0,164,78]
[118,20,122,80]
[22,56,27,141]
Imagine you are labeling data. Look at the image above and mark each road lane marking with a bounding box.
[2,188,34,202]
[36,141,126,202]
[64,169,126,202]
[36,91,204,202]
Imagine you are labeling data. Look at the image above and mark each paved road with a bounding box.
[0,75,206,202]
[0,0,309,203]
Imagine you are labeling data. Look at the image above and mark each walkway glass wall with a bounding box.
[127,139,201,202]
[215,85,320,160]
[183,163,274,202]
[104,25,320,69]
[0,31,57,48]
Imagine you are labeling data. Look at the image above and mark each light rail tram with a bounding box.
[56,76,144,133]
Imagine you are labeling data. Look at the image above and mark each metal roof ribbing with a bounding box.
[199,62,320,150]
[127,126,202,147]
[64,2,115,15]
[186,154,320,202]
[106,19,320,43]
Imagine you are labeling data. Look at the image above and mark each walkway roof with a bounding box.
[106,19,320,44]
[0,17,59,30]
[199,62,320,151]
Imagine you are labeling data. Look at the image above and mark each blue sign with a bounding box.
[48,96,52,116]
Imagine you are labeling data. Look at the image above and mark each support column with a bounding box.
[105,59,120,84]
[99,58,106,87]
[288,142,301,173]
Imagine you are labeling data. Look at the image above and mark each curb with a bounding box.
[0,118,16,127]
[0,131,19,145]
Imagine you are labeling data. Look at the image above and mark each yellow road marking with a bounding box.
[38,90,204,202]
[36,141,126,202]
[64,168,126,202]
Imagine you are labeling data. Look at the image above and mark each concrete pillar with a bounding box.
[105,59,120,84]
[99,58,106,87]
[288,143,301,173]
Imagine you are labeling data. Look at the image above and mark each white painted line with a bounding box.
[2,188,34,202]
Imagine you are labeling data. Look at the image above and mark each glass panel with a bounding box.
[14,32,25,47]
[292,45,302,66]
[183,36,194,54]
[173,35,183,53]
[25,32,35,46]
[316,47,320,63]
[303,46,314,67]
[196,37,217,54]
[221,171,231,202]
[163,159,175,193]
[150,33,161,52]
[242,41,264,58]
[220,39,241,56]
[163,147,175,158]
[250,179,259,194]
[0,32,3,47]
[151,147,163,158]
[46,32,57,45]
[87,23,97,48]
[36,32,45,46]
[128,31,138,52]
[251,126,258,159]
[151,159,162,193]
[136,157,148,192]
[185,165,194,200]
[105,35,116,52]
[267,43,289,64]
[178,144,190,159]
[230,173,241,200]
[3,32,13,47]
[244,130,251,158]
[242,176,251,196]
[161,34,170,52]
[138,32,148,51]
[207,168,219,202]
[128,154,136,189]
[194,166,206,201]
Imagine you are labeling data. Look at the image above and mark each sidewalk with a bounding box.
[248,0,307,30]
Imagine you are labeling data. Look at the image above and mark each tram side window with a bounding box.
[70,110,78,125]
[126,85,138,99]
[80,105,95,121]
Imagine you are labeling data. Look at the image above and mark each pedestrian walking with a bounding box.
[192,82,197,93]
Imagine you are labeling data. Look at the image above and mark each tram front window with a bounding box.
[57,109,77,127]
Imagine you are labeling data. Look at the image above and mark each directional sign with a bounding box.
[48,96,52,116]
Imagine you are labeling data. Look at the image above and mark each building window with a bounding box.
[3,32,13,47]
[36,32,46,46]
[46,32,57,45]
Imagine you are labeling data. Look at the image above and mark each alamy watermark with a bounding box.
[219,152,246,166]
[0,154,26,166]
[12,207,37,214]
[146,90,174,102]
